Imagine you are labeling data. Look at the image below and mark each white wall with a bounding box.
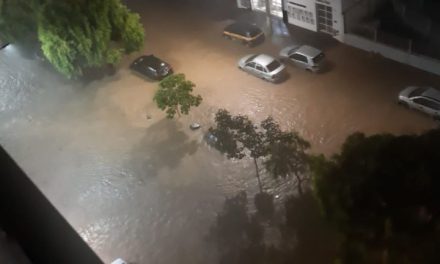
[344,33,440,76]
[284,0,318,31]
[284,0,344,40]
[327,0,344,41]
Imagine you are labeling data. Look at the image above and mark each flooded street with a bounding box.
[1,0,440,263]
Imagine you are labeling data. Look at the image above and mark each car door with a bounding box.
[147,66,157,79]
[245,61,257,75]
[255,64,266,79]
[412,98,440,116]
[289,53,308,69]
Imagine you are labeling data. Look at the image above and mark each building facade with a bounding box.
[237,0,345,41]
[237,0,440,76]
[237,0,284,18]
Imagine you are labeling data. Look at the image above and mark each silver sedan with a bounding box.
[238,54,286,83]
[279,45,325,73]
[398,86,440,120]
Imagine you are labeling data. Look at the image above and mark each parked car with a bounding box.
[238,54,286,83]
[398,86,440,119]
[111,258,127,264]
[0,39,9,50]
[130,55,173,80]
[204,131,218,147]
[279,45,325,73]
[223,22,265,47]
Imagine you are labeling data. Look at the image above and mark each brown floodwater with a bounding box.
[0,1,439,263]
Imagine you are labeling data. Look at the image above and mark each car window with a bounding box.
[290,53,308,63]
[266,60,281,72]
[409,87,426,98]
[413,98,440,110]
[313,53,325,64]
[248,28,261,37]
[256,65,264,72]
[246,62,256,68]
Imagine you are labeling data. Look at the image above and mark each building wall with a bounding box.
[284,0,318,31]
[343,0,386,34]
[283,0,344,39]
[237,0,284,17]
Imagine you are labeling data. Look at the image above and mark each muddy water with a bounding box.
[1,1,439,263]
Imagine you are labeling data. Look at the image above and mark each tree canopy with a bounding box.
[154,73,202,119]
[311,130,440,263]
[1,0,145,78]
[209,191,339,264]
[209,110,310,194]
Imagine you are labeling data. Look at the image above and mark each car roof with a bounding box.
[225,22,261,35]
[133,55,165,69]
[296,45,322,57]
[422,87,440,101]
[253,54,275,66]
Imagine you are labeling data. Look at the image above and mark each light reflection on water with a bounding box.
[1,4,438,264]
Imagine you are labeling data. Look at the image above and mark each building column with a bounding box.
[265,0,273,36]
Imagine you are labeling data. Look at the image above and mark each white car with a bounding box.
[398,86,440,119]
[0,39,9,49]
[238,54,286,82]
[279,45,325,73]
[111,258,127,264]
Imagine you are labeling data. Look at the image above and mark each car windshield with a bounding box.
[266,60,281,72]
[247,28,261,37]
[247,55,258,63]
[313,53,325,64]
[409,87,426,98]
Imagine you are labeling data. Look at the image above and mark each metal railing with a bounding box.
[351,26,440,60]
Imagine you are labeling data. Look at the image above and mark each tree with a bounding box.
[262,117,311,195]
[209,190,339,264]
[311,130,440,263]
[153,73,202,119]
[0,0,36,43]
[1,0,145,78]
[209,191,270,264]
[209,110,266,192]
[209,110,310,194]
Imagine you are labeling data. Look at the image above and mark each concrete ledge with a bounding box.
[343,33,440,76]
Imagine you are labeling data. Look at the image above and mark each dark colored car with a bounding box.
[223,22,265,47]
[130,55,173,80]
[0,39,9,50]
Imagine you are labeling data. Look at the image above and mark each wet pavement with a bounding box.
[1,0,440,263]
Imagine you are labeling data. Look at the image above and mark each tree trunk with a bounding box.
[253,158,263,193]
[295,173,303,195]
[382,218,391,264]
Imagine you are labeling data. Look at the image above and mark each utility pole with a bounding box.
[265,0,273,36]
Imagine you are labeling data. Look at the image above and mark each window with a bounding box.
[246,62,256,68]
[290,53,308,63]
[256,65,265,72]
[313,53,325,64]
[413,98,440,110]
[409,87,426,98]
[266,60,281,72]
[288,6,315,25]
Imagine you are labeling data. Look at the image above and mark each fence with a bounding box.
[351,25,440,61]
[343,33,440,76]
